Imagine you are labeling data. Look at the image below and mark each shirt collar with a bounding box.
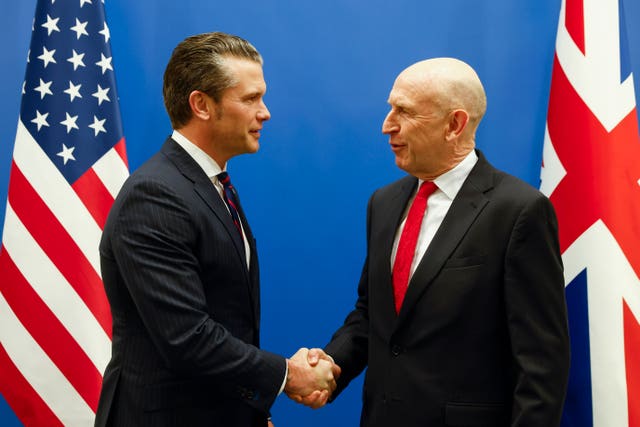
[172,129,224,179]
[423,150,478,200]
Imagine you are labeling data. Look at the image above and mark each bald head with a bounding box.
[399,58,487,132]
[382,58,487,180]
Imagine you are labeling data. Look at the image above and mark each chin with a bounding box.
[243,138,259,152]
[394,157,408,171]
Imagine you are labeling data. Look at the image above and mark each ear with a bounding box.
[445,109,469,141]
[188,90,213,121]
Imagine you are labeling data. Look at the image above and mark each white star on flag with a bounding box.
[80,0,93,7]
[70,18,89,39]
[95,53,113,74]
[37,46,56,67]
[34,78,53,99]
[41,14,60,36]
[88,115,106,136]
[92,84,110,105]
[30,110,50,131]
[63,81,82,102]
[56,143,76,164]
[60,112,79,133]
[67,49,86,70]
[99,23,110,42]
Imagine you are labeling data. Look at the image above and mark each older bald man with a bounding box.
[319,58,570,427]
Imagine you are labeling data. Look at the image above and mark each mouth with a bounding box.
[249,129,261,138]
[390,142,405,153]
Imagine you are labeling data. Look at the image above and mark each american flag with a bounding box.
[0,0,128,424]
[541,0,640,426]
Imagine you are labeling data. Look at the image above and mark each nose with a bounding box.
[257,100,271,122]
[382,110,398,134]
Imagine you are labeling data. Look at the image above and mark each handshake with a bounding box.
[283,347,341,409]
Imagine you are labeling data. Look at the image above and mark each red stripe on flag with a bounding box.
[547,55,640,277]
[7,161,112,337]
[72,167,114,229]
[0,342,63,427]
[114,137,128,167]
[565,0,585,54]
[623,301,640,427]
[0,251,102,411]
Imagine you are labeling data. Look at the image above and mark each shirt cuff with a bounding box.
[278,359,288,395]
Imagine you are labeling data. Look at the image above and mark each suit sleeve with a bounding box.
[105,177,286,412]
[504,194,570,426]
[324,192,375,398]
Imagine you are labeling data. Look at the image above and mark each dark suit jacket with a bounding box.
[325,150,570,427]
[94,138,286,427]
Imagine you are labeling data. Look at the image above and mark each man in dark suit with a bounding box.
[311,58,570,426]
[94,32,338,427]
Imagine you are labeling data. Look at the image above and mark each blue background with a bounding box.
[1,1,639,426]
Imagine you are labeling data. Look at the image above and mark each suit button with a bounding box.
[237,386,255,400]
[391,345,402,356]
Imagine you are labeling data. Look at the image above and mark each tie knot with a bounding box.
[417,181,437,199]
[217,172,232,188]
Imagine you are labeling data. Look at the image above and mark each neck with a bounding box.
[176,126,228,169]
[415,148,473,181]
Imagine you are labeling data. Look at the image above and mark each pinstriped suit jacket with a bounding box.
[94,138,286,427]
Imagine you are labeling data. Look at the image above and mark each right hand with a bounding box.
[284,348,337,409]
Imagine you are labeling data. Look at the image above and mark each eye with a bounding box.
[395,106,408,116]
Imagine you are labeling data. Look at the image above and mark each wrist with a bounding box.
[284,358,297,390]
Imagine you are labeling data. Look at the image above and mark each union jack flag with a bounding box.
[0,0,128,424]
[541,0,640,426]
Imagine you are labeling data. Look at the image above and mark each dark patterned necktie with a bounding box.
[217,172,244,239]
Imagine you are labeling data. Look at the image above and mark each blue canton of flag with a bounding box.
[23,0,124,183]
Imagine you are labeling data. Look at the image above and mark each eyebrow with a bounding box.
[389,98,413,111]
[242,88,265,99]
[388,93,410,107]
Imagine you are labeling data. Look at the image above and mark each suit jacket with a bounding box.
[325,150,570,427]
[95,138,286,427]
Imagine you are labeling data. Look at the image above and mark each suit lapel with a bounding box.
[161,138,250,276]
[232,188,261,333]
[396,151,495,327]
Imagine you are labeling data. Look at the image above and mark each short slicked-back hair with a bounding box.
[162,32,263,129]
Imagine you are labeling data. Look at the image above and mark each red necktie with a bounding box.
[392,181,438,314]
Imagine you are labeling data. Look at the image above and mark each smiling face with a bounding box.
[209,56,271,164]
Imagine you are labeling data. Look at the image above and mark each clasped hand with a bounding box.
[284,347,341,409]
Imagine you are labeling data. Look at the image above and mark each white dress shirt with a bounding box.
[172,130,251,267]
[391,150,478,280]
